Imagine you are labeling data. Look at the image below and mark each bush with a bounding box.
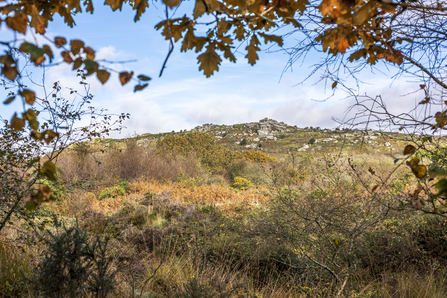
[28,222,117,298]
[308,138,316,145]
[157,132,241,173]
[239,138,247,146]
[233,177,254,190]
[243,150,276,163]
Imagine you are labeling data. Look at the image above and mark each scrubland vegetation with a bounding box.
[2,128,447,298]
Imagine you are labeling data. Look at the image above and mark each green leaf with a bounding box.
[259,33,283,46]
[197,43,222,77]
[25,201,38,211]
[137,74,152,81]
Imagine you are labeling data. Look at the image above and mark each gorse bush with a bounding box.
[28,221,117,298]
[233,177,254,190]
[243,150,276,163]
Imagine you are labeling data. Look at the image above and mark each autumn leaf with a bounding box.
[137,74,152,81]
[20,89,36,105]
[411,164,427,179]
[193,0,207,18]
[119,71,134,85]
[335,36,350,53]
[246,35,260,66]
[420,84,426,89]
[40,185,52,200]
[30,5,47,34]
[235,26,246,41]
[259,33,283,46]
[5,13,28,34]
[419,97,430,104]
[4,96,15,105]
[84,47,95,60]
[403,144,416,155]
[55,37,67,48]
[163,0,182,8]
[197,43,222,77]
[353,1,375,25]
[181,29,207,53]
[134,83,149,92]
[97,69,110,84]
[70,40,85,55]
[332,81,337,89]
[0,54,18,81]
[134,0,149,22]
[407,157,420,167]
[10,114,25,130]
[18,43,47,66]
[105,0,125,11]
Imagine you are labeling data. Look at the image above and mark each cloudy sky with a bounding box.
[1,2,427,137]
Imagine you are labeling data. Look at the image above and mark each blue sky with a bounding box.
[1,2,427,137]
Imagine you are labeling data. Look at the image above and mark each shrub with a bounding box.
[233,177,254,190]
[239,138,247,146]
[157,132,241,173]
[28,222,117,298]
[308,138,316,145]
[99,187,113,200]
[243,150,276,163]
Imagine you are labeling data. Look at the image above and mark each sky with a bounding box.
[0,2,428,138]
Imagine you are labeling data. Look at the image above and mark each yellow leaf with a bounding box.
[97,69,110,84]
[411,164,427,179]
[403,144,416,155]
[407,157,420,167]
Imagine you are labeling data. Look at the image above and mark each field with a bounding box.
[1,120,447,297]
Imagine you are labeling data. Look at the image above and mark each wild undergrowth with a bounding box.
[2,137,447,297]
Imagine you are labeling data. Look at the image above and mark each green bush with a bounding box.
[28,222,117,298]
[308,138,316,145]
[239,138,247,146]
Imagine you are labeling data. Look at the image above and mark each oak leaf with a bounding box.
[259,33,283,46]
[246,35,261,66]
[197,44,222,77]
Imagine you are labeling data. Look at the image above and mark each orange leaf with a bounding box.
[420,84,426,89]
[61,51,73,64]
[419,97,430,104]
[119,71,134,85]
[84,47,95,60]
[332,81,337,89]
[54,37,67,48]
